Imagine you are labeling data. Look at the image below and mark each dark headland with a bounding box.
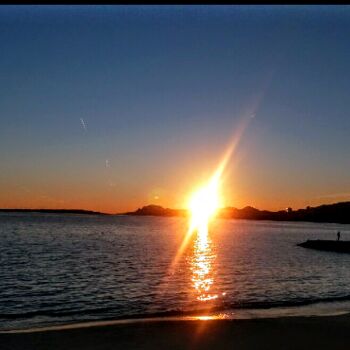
[298,240,350,253]
[123,201,350,225]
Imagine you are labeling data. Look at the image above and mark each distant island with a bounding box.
[0,209,108,215]
[123,202,350,225]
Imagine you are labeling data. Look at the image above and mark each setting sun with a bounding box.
[188,177,221,236]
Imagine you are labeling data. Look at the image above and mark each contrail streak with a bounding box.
[80,118,87,132]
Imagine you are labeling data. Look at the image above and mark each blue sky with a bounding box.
[1,5,350,212]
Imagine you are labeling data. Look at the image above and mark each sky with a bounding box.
[1,5,350,213]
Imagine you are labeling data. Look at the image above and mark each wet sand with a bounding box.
[2,315,350,350]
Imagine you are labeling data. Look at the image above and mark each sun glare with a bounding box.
[169,135,240,276]
[188,175,221,237]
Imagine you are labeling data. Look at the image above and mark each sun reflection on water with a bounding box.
[193,314,228,321]
[190,225,218,302]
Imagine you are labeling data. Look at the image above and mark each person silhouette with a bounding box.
[337,231,341,241]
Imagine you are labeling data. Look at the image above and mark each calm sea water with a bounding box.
[1,213,350,330]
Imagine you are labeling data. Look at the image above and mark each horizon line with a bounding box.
[1,200,350,215]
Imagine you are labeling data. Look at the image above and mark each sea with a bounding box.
[1,212,350,331]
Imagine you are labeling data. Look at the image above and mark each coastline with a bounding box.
[3,200,350,225]
[2,313,350,350]
[3,297,350,334]
[3,298,350,333]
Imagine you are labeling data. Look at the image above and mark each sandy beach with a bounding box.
[2,314,350,350]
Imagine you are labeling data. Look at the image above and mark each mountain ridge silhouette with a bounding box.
[123,201,350,224]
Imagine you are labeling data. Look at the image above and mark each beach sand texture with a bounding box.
[2,315,350,350]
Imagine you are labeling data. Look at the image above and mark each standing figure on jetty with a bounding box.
[337,231,341,241]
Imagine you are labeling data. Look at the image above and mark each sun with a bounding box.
[169,143,234,270]
[188,175,221,236]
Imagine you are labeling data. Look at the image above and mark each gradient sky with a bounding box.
[1,5,350,213]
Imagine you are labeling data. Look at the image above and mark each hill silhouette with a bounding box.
[2,202,350,224]
[124,202,350,224]
[123,204,187,217]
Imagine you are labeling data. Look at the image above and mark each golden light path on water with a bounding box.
[190,225,218,301]
[186,154,226,301]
